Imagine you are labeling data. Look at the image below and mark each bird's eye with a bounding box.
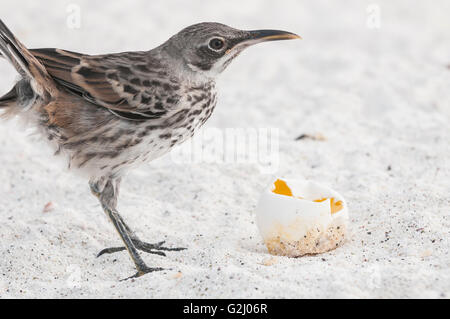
[208,38,225,51]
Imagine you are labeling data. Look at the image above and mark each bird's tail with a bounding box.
[0,19,55,117]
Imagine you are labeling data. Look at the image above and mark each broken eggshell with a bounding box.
[255,178,348,257]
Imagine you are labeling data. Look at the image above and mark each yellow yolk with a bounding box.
[313,198,344,214]
[272,179,343,214]
[273,179,293,197]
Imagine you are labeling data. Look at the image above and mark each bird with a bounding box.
[0,19,300,279]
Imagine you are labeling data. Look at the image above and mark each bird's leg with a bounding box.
[92,178,164,280]
[102,205,164,280]
[97,213,186,258]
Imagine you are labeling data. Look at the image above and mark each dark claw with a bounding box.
[120,266,165,281]
[139,241,186,253]
[97,246,126,257]
[145,249,166,257]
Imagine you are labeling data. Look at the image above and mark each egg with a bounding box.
[255,178,348,257]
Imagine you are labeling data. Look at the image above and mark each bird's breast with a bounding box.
[155,83,218,147]
[110,83,218,168]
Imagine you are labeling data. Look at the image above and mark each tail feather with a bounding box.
[0,19,55,117]
[0,19,55,89]
[0,20,31,77]
[0,85,17,118]
[0,86,17,106]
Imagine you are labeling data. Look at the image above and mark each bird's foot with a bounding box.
[120,265,165,281]
[97,239,186,258]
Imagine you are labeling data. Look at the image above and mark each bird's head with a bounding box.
[161,22,300,79]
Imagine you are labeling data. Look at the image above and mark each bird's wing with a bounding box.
[30,48,182,121]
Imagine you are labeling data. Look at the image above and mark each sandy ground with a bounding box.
[0,0,449,298]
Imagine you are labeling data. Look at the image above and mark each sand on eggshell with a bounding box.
[264,222,347,257]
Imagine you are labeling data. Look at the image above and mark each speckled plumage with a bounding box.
[0,19,299,279]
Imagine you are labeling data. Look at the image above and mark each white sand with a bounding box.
[0,0,449,298]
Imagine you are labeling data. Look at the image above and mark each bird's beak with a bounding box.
[227,29,301,54]
[247,29,301,42]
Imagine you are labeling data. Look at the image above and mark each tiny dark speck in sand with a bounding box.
[295,133,326,141]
